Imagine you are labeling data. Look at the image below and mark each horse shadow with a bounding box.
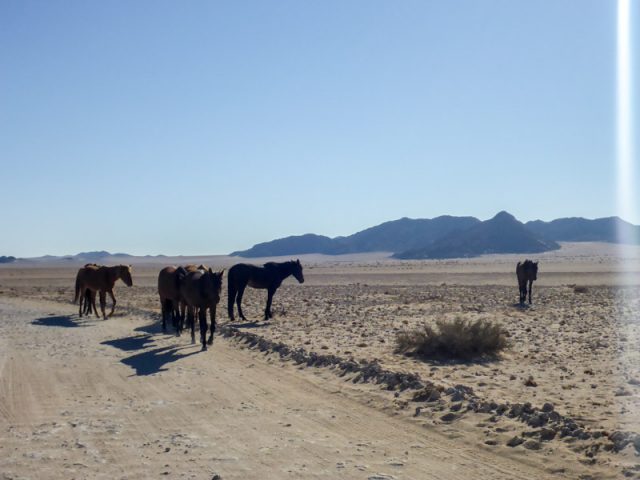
[511,302,531,310]
[101,334,156,352]
[226,320,271,329]
[32,315,89,328]
[121,345,199,376]
[134,320,165,335]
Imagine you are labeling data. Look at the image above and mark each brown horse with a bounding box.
[179,268,224,350]
[74,265,133,318]
[516,260,538,305]
[157,265,207,334]
[228,260,304,322]
[78,264,100,316]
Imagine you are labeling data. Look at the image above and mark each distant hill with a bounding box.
[231,216,480,257]
[232,212,640,260]
[525,217,640,244]
[330,216,480,254]
[0,256,16,264]
[394,211,560,259]
[230,234,335,258]
[24,251,134,263]
[67,251,132,262]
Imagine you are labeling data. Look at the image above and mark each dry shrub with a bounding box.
[573,286,589,294]
[395,317,508,360]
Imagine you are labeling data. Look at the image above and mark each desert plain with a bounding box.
[1,242,640,479]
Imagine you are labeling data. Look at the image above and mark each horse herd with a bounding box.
[73,258,537,351]
[73,259,305,350]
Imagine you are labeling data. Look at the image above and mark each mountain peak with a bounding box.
[491,211,517,222]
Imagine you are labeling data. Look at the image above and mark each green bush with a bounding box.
[395,317,508,360]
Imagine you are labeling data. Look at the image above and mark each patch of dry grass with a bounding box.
[395,317,508,360]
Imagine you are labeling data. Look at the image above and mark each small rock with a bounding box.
[540,428,556,441]
[440,413,457,423]
[507,436,524,447]
[542,402,554,412]
[523,439,541,450]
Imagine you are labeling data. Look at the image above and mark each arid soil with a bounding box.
[1,242,640,479]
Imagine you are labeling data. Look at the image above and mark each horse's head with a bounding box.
[204,268,224,303]
[292,259,304,284]
[531,261,538,280]
[121,265,134,286]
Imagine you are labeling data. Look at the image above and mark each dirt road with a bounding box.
[0,297,566,479]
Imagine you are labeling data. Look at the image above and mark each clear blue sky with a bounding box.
[1,1,637,257]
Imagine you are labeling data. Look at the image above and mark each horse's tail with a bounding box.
[227,273,236,319]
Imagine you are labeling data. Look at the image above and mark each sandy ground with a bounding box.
[1,242,640,479]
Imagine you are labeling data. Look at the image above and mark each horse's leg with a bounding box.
[528,280,533,305]
[188,307,196,344]
[207,304,216,345]
[89,291,98,316]
[85,290,94,315]
[108,289,116,317]
[99,291,107,319]
[265,288,275,320]
[199,308,207,351]
[518,282,524,305]
[78,286,84,317]
[227,283,237,321]
[82,290,90,315]
[236,286,247,321]
[177,301,185,336]
[172,301,181,336]
[160,297,167,332]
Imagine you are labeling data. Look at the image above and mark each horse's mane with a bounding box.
[263,261,293,270]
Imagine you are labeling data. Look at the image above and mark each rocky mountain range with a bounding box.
[232,212,639,259]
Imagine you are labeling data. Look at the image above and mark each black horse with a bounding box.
[228,260,304,321]
[516,260,538,305]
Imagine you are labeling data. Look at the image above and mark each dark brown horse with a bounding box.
[80,264,100,316]
[228,260,304,322]
[179,268,224,350]
[516,260,538,305]
[74,265,133,318]
[157,265,207,334]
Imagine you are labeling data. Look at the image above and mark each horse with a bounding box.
[179,268,224,350]
[228,259,304,322]
[74,265,133,318]
[516,260,538,305]
[79,264,100,316]
[157,265,208,334]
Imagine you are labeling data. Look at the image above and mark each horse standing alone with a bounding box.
[516,260,538,305]
[74,265,133,318]
[228,260,304,322]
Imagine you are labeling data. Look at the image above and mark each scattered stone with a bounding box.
[506,436,524,447]
[440,413,457,423]
[541,402,554,412]
[524,376,537,387]
[540,428,556,441]
[523,439,541,450]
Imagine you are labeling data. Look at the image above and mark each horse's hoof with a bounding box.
[207,338,213,346]
[201,345,207,351]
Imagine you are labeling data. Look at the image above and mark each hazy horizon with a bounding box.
[2,1,638,257]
